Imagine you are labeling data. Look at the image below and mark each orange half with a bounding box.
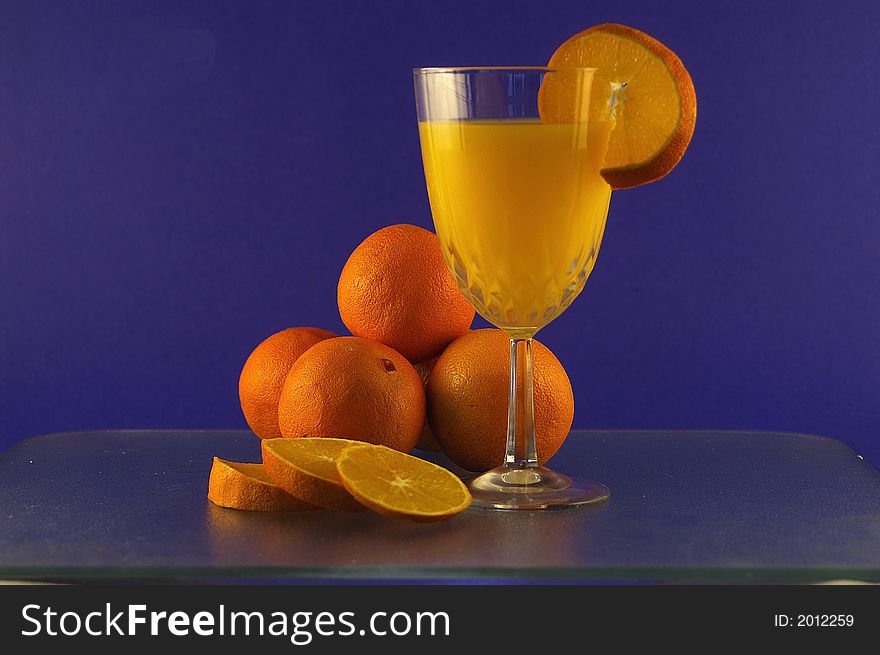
[207,457,316,512]
[336,444,471,522]
[261,438,365,512]
[544,23,697,189]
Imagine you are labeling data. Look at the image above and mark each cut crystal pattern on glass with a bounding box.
[415,67,613,509]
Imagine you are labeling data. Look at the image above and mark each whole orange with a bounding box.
[413,357,442,452]
[278,336,425,453]
[426,329,574,471]
[239,327,336,439]
[337,224,475,363]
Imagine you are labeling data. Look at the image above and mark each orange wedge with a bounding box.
[336,444,471,522]
[544,23,697,189]
[261,438,365,512]
[207,457,316,511]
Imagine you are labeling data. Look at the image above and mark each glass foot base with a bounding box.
[467,465,610,510]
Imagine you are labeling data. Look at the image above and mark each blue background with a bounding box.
[1,0,878,467]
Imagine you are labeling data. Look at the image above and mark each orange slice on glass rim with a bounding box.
[261,438,366,512]
[207,457,316,511]
[542,23,697,189]
[336,444,471,522]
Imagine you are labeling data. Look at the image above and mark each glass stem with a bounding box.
[505,338,540,468]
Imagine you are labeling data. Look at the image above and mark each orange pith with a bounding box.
[336,444,471,522]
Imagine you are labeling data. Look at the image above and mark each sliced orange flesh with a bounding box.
[336,444,471,522]
[261,438,365,512]
[207,457,316,512]
[545,23,697,189]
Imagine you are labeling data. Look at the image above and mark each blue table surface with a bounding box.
[1,429,879,583]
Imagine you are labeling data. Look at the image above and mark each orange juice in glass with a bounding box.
[414,67,613,509]
[418,118,612,338]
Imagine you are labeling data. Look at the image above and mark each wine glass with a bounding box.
[414,66,613,510]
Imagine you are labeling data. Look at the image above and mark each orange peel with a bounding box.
[207,457,316,511]
[544,23,697,189]
[261,438,365,512]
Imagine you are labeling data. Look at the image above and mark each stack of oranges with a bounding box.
[215,222,576,521]
[236,223,576,473]
[211,22,697,520]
